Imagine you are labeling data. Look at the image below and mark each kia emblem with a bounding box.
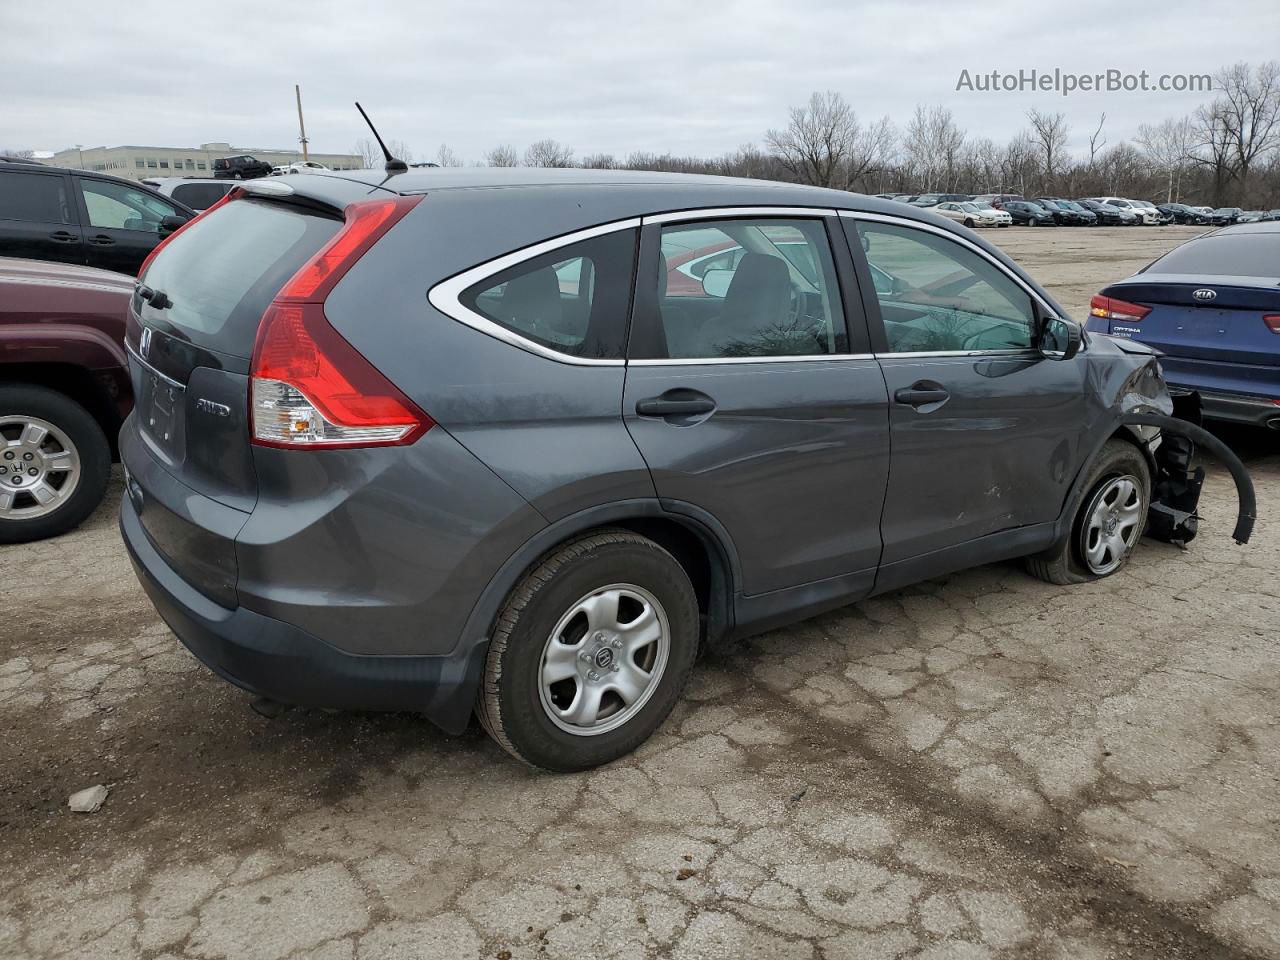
[140,326,153,359]
[1192,288,1217,302]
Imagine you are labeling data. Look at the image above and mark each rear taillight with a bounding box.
[137,187,242,278]
[249,194,431,449]
[1090,294,1152,323]
[1264,315,1280,334]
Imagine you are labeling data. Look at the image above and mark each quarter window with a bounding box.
[855,221,1036,353]
[641,218,845,360]
[459,229,637,360]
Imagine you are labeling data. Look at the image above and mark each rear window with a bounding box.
[170,182,231,210]
[1145,234,1280,279]
[140,198,340,353]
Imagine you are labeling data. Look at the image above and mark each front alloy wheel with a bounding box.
[1080,475,1144,575]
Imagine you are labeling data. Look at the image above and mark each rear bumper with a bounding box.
[120,494,485,733]
[1176,389,1280,428]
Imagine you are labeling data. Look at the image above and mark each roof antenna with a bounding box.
[355,102,407,174]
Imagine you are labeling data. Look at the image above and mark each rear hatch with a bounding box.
[125,194,344,602]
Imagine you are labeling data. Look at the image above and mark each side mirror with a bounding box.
[701,268,734,299]
[159,215,188,235]
[1039,315,1082,360]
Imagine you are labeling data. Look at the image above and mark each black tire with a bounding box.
[1024,439,1151,585]
[963,218,975,228]
[476,530,699,772]
[1028,217,1039,227]
[0,385,111,544]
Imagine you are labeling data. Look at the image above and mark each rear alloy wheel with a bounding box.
[1025,439,1151,585]
[0,385,110,544]
[477,530,698,771]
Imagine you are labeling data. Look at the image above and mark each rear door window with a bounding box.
[460,229,637,360]
[140,198,341,355]
[636,217,846,360]
[0,170,71,223]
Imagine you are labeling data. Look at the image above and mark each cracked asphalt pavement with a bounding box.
[2,227,1278,959]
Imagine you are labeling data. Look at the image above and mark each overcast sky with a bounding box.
[3,0,1277,163]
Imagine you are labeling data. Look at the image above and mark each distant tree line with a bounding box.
[361,61,1270,209]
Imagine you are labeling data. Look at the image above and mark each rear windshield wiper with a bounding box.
[136,284,172,311]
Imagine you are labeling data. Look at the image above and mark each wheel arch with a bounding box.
[459,499,740,663]
[0,365,126,458]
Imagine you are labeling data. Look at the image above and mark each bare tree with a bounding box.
[1215,60,1280,199]
[1191,100,1238,205]
[580,153,618,169]
[765,91,896,191]
[1087,113,1107,168]
[354,137,414,167]
[434,143,463,167]
[353,138,381,168]
[1137,116,1195,201]
[1027,108,1070,186]
[523,139,575,167]
[485,144,519,167]
[904,105,965,191]
[0,147,35,159]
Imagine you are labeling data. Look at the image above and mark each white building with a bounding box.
[50,142,364,180]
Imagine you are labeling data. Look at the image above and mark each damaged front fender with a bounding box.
[1081,334,1256,547]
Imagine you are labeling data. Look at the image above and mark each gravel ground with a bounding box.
[2,226,1278,960]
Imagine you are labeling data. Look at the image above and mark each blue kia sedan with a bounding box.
[1088,221,1280,429]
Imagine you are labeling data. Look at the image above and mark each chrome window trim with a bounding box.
[629,353,875,367]
[837,209,1058,318]
[125,340,185,390]
[427,217,642,367]
[642,206,839,225]
[875,348,1039,360]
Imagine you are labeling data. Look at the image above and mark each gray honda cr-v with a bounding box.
[119,168,1218,771]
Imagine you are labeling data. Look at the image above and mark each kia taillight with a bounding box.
[249,194,432,449]
[1090,294,1152,323]
[1264,315,1280,334]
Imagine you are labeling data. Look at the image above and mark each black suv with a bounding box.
[0,162,194,275]
[212,155,273,180]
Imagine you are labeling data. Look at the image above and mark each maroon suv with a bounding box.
[0,256,133,542]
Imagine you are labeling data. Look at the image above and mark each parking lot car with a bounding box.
[271,161,330,176]
[212,155,273,180]
[1090,197,1161,225]
[1034,198,1093,226]
[1,256,133,542]
[119,169,1206,771]
[927,201,1007,228]
[1157,203,1211,225]
[0,162,194,275]
[1209,207,1244,226]
[1089,220,1280,429]
[1003,200,1058,226]
[144,177,239,211]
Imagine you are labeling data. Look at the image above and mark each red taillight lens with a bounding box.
[1264,315,1280,334]
[249,194,431,449]
[137,187,242,278]
[1090,294,1152,323]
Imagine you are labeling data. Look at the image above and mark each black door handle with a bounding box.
[49,231,78,243]
[87,235,116,245]
[894,385,950,407]
[636,392,716,418]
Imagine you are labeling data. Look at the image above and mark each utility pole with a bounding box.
[295,84,309,162]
